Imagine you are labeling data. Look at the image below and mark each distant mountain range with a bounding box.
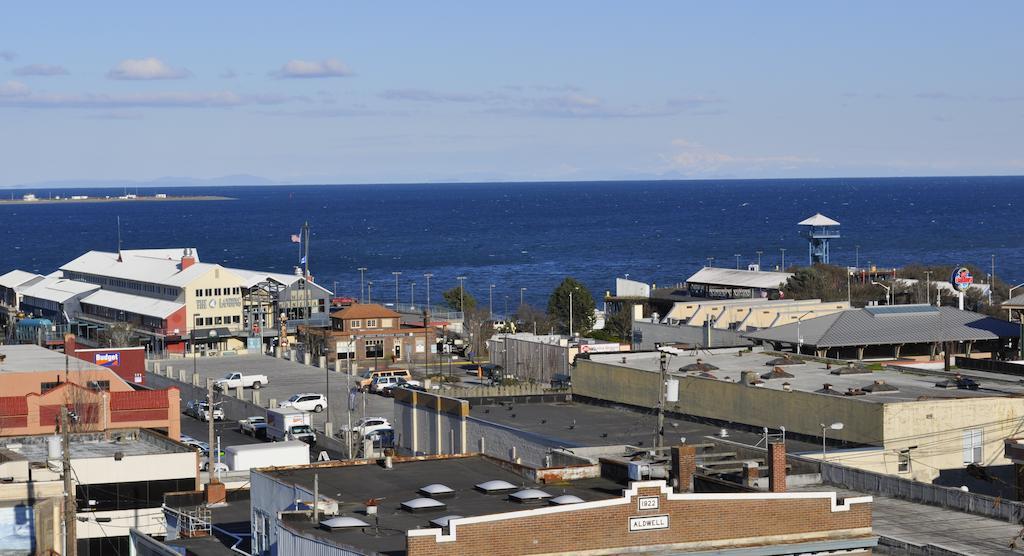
[3,174,281,190]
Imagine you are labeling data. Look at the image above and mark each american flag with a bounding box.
[290,233,301,243]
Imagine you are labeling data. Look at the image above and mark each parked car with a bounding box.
[239,416,267,437]
[357,368,412,390]
[350,417,392,436]
[378,377,423,396]
[179,436,226,470]
[279,393,327,413]
[371,375,422,395]
[185,400,223,422]
[214,372,268,390]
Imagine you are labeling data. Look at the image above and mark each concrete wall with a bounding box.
[574,358,883,443]
[574,357,1024,481]
[393,389,468,457]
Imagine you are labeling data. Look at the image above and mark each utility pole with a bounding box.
[207,378,215,474]
[734,254,741,270]
[569,290,574,337]
[410,282,416,308]
[423,273,433,316]
[61,406,77,556]
[456,276,467,312]
[780,248,786,270]
[519,287,526,309]
[367,281,373,304]
[655,352,667,450]
[756,250,763,268]
[312,473,320,522]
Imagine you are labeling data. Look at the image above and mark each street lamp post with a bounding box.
[423,273,433,316]
[734,254,741,270]
[821,422,844,461]
[925,271,932,305]
[520,287,526,309]
[489,284,495,319]
[569,290,573,337]
[795,311,812,355]
[871,281,891,305]
[367,281,373,304]
[410,282,416,308]
[392,272,401,306]
[780,248,786,270]
[357,267,367,303]
[756,250,763,268]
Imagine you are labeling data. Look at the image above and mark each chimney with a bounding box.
[64,333,76,356]
[180,248,196,270]
[670,445,697,493]
[742,461,760,487]
[768,441,786,493]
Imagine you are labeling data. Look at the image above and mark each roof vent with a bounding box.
[401,498,447,512]
[509,489,552,504]
[816,383,842,396]
[475,480,518,494]
[429,515,463,528]
[418,483,455,498]
[863,380,899,393]
[782,382,792,391]
[549,494,584,506]
[762,367,795,380]
[320,517,369,530]
[844,387,866,396]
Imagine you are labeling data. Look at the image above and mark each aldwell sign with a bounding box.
[628,514,669,532]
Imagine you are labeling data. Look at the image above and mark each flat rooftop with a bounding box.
[263,455,623,555]
[0,344,106,373]
[1,429,190,461]
[469,400,819,453]
[589,350,1024,403]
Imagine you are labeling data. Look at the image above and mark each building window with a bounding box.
[205,317,213,326]
[232,315,240,323]
[350,320,362,329]
[366,319,377,328]
[214,288,221,296]
[214,316,222,325]
[365,339,384,358]
[88,380,110,391]
[898,451,910,473]
[40,381,60,393]
[963,429,983,465]
[205,289,212,297]
[194,316,203,327]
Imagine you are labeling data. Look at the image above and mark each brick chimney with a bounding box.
[63,333,76,356]
[768,441,786,493]
[742,461,760,487]
[670,444,696,493]
[180,248,196,270]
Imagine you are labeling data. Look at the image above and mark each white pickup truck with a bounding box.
[214,372,268,390]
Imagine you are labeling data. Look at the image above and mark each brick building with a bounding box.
[247,448,874,555]
[304,303,434,367]
[0,344,181,440]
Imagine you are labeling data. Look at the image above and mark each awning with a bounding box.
[191,327,233,340]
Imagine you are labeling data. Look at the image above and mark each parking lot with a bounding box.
[153,354,398,435]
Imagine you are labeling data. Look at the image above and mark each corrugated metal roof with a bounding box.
[686,267,792,290]
[60,249,244,289]
[744,305,1020,347]
[0,269,43,289]
[80,289,184,319]
[19,277,100,303]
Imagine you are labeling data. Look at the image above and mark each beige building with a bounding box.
[575,350,1024,483]
[662,298,850,331]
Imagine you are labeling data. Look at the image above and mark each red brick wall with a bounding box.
[406,484,871,556]
[73,347,147,385]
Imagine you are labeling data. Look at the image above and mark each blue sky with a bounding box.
[1,2,1022,186]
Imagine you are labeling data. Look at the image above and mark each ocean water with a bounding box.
[1,176,1021,312]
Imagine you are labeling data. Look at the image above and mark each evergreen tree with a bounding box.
[547,277,596,334]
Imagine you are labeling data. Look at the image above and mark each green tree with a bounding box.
[442,286,476,312]
[547,278,596,334]
[515,303,555,335]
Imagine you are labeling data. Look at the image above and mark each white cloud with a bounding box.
[662,138,816,175]
[0,80,30,97]
[274,59,351,79]
[0,51,15,62]
[0,82,298,108]
[13,64,69,76]
[379,87,722,119]
[107,58,190,80]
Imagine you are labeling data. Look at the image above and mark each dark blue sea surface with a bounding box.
[1,177,1020,312]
